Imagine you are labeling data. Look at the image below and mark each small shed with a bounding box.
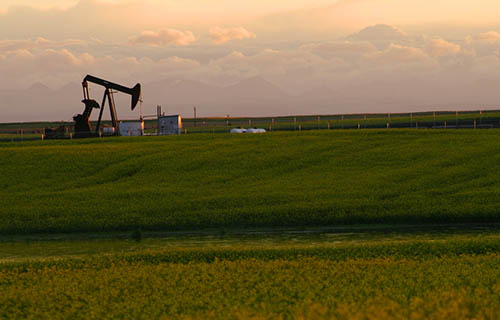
[158,115,182,135]
[119,121,144,136]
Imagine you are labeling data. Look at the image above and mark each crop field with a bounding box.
[2,129,500,319]
[1,230,500,319]
[2,129,500,234]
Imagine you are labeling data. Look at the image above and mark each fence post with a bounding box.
[387,122,390,129]
[41,134,44,141]
[299,124,302,131]
[294,117,297,131]
[433,112,436,127]
[444,121,447,129]
[328,121,331,130]
[474,119,477,129]
[341,115,344,129]
[317,116,320,130]
[357,122,360,129]
[70,133,73,139]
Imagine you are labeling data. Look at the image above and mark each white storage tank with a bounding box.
[102,127,115,135]
[119,121,144,136]
[246,128,266,133]
[230,128,247,133]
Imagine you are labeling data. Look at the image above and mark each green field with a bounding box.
[2,129,500,319]
[1,230,500,319]
[1,129,500,234]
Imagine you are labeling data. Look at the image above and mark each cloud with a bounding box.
[0,0,141,40]
[196,48,351,91]
[209,27,256,44]
[0,37,86,52]
[129,29,196,46]
[304,0,500,29]
[348,24,408,42]
[6,24,500,119]
[0,25,488,93]
[301,41,378,61]
[424,39,461,57]
[0,45,200,90]
[478,31,500,43]
[374,43,428,63]
[345,24,428,50]
[463,31,500,57]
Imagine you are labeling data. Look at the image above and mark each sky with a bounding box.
[2,0,500,121]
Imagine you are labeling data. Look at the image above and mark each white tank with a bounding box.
[102,127,115,135]
[230,128,247,133]
[247,128,266,133]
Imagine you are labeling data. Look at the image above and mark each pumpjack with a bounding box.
[73,75,141,138]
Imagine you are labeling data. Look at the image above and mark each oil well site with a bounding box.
[3,74,500,142]
[2,74,500,319]
[3,1,500,317]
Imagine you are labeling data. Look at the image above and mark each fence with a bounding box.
[180,110,500,134]
[2,110,500,141]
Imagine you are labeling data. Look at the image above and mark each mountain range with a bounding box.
[1,76,497,123]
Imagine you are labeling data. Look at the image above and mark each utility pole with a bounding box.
[193,107,197,127]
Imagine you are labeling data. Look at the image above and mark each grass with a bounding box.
[1,129,500,234]
[1,232,500,319]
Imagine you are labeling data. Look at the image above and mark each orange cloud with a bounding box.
[209,27,256,45]
[0,37,85,52]
[424,39,461,57]
[129,29,196,46]
[479,31,500,43]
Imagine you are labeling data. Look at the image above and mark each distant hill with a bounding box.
[1,77,302,122]
[2,75,500,122]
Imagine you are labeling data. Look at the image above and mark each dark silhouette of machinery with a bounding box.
[73,75,141,138]
[44,124,66,139]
